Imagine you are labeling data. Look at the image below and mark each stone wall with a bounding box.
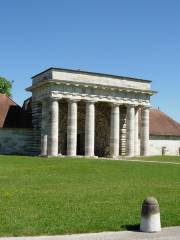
[31,100,41,130]
[149,135,180,156]
[0,128,40,155]
[31,99,41,154]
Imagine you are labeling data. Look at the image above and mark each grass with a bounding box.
[132,155,180,163]
[0,155,180,236]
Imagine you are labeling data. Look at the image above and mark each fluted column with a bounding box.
[85,100,95,156]
[41,99,48,156]
[67,99,78,156]
[140,107,149,156]
[47,98,59,156]
[126,105,135,157]
[110,103,120,158]
[134,107,139,156]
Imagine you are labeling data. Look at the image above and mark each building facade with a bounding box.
[26,67,156,158]
[149,108,180,156]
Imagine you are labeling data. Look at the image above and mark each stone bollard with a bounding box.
[140,197,161,233]
[162,146,167,156]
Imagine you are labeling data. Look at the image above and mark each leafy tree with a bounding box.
[0,76,13,96]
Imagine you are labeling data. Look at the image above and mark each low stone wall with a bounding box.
[149,135,180,156]
[1,128,180,157]
[0,128,40,155]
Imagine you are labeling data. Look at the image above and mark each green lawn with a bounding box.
[132,155,180,163]
[0,155,180,236]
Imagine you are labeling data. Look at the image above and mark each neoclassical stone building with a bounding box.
[26,67,156,158]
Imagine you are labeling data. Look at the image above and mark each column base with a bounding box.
[84,155,98,158]
[110,155,120,159]
[67,154,77,157]
[141,154,149,157]
[39,154,47,157]
[67,155,98,159]
[140,151,149,156]
[46,153,62,158]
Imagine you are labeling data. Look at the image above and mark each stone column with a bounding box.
[110,103,120,158]
[134,107,139,156]
[41,99,48,156]
[47,98,59,156]
[85,100,95,157]
[126,105,135,157]
[141,107,150,156]
[67,99,78,156]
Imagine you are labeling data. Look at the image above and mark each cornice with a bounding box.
[26,78,157,96]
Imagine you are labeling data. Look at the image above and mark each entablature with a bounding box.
[30,82,151,107]
[27,79,156,96]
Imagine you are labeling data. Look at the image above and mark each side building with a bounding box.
[149,108,180,155]
[0,94,38,155]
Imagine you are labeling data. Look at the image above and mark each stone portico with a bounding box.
[26,68,156,158]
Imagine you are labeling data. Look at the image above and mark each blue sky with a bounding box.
[0,0,180,121]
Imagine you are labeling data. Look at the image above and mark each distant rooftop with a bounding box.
[149,108,180,136]
[0,94,32,128]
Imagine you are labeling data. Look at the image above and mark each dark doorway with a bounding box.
[59,133,67,155]
[77,133,85,155]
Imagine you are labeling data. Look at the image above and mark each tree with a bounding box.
[0,76,12,96]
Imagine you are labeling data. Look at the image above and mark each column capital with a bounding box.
[109,102,121,107]
[48,96,61,102]
[126,104,136,109]
[139,104,150,109]
[141,105,150,110]
[85,99,97,104]
[67,98,81,103]
[134,105,141,110]
[49,91,63,100]
[85,97,98,103]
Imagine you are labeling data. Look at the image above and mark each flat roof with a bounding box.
[32,67,152,83]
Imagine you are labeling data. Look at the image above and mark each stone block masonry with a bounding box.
[0,128,40,155]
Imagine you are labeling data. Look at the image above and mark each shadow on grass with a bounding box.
[121,224,140,231]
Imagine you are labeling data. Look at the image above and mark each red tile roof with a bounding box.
[149,108,180,136]
[0,94,32,128]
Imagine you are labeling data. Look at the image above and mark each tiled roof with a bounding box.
[149,108,180,136]
[0,94,32,128]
